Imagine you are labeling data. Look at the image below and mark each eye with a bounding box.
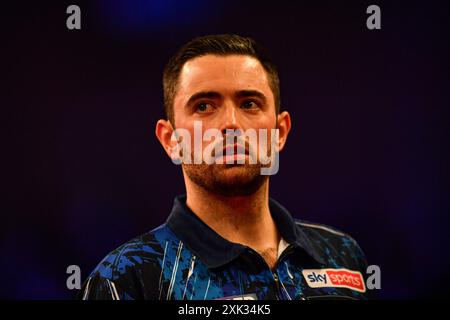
[195,102,214,113]
[241,100,259,110]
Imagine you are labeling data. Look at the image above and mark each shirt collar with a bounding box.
[166,195,326,268]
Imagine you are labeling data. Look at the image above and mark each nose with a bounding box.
[218,101,242,135]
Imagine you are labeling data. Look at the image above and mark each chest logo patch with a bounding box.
[302,268,366,293]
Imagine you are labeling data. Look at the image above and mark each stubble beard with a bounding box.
[183,162,268,197]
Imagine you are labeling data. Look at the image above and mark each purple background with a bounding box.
[3,0,449,299]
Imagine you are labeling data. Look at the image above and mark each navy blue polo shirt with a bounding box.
[79,195,370,300]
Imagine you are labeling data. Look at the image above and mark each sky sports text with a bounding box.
[303,266,381,292]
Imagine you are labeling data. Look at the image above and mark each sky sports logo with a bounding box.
[302,268,366,293]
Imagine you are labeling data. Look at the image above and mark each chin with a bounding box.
[183,163,267,197]
[215,164,258,178]
[214,166,265,188]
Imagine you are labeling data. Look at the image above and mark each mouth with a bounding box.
[214,144,249,162]
[223,144,248,155]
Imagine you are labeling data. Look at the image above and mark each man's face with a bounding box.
[169,54,281,196]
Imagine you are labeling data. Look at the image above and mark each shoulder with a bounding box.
[90,224,178,279]
[79,224,176,299]
[294,219,368,269]
[295,219,354,240]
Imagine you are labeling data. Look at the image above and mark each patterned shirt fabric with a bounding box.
[78,195,370,300]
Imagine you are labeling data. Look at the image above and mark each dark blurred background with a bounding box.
[3,0,449,299]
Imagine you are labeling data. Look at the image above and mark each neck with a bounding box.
[184,174,281,268]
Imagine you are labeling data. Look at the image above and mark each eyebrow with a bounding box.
[186,90,267,106]
[235,90,267,104]
[186,91,223,106]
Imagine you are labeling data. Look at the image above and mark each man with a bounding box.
[79,34,370,300]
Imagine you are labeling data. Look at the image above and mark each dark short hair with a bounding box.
[163,34,280,124]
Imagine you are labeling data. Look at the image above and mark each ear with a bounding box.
[276,111,291,152]
[155,119,176,159]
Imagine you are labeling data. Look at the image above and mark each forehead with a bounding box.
[175,54,273,103]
